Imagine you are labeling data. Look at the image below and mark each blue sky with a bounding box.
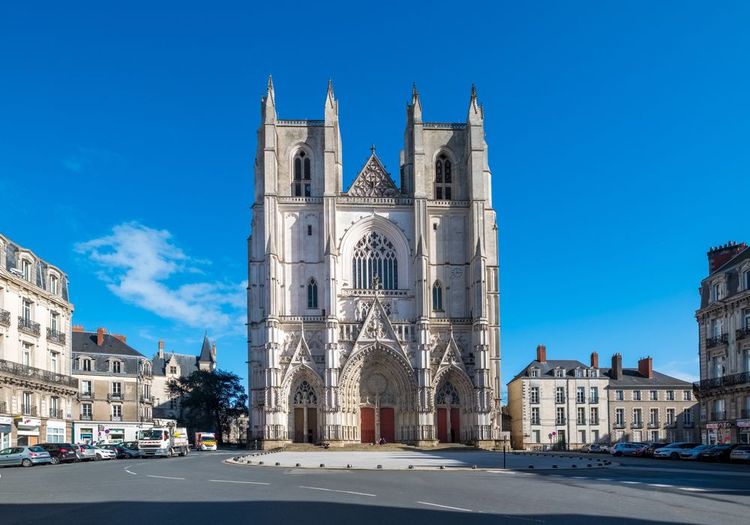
[2,2,749,393]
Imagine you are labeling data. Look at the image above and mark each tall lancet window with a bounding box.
[435,153,452,200]
[432,281,443,311]
[352,232,398,290]
[307,278,318,309]
[292,150,311,197]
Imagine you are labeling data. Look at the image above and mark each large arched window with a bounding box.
[307,278,318,309]
[352,232,398,290]
[292,150,311,197]
[435,153,452,200]
[432,281,443,311]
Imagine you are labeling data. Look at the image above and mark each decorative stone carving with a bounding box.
[347,152,399,198]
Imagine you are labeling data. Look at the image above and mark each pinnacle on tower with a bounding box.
[325,78,336,109]
[467,83,482,123]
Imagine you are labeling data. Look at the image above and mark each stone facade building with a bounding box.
[605,354,696,444]
[71,327,154,443]
[151,335,216,420]
[694,241,750,444]
[508,346,610,450]
[0,233,77,448]
[508,348,696,450]
[247,80,502,448]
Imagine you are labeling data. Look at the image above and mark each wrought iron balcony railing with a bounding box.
[110,415,122,422]
[694,371,750,394]
[631,422,644,429]
[22,405,37,416]
[46,328,66,345]
[107,393,123,402]
[140,395,154,404]
[647,422,660,429]
[77,392,94,401]
[706,333,729,348]
[48,408,63,419]
[0,359,78,389]
[0,309,10,327]
[737,328,750,341]
[80,414,92,421]
[18,316,40,337]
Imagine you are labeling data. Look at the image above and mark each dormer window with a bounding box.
[292,150,311,197]
[575,369,584,378]
[22,259,32,281]
[112,361,122,374]
[49,275,59,295]
[554,368,565,378]
[710,282,722,302]
[81,358,92,372]
[529,368,539,378]
[435,153,452,200]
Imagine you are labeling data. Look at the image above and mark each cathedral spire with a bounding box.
[325,79,336,109]
[410,82,422,122]
[262,74,277,123]
[467,83,482,124]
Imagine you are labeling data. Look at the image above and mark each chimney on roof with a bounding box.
[112,334,127,343]
[611,353,622,380]
[96,327,107,346]
[638,356,653,379]
[590,351,599,369]
[536,344,547,363]
[707,241,747,273]
[158,340,165,359]
[72,325,85,332]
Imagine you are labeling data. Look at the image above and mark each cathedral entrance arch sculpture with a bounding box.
[338,342,418,443]
[283,365,324,444]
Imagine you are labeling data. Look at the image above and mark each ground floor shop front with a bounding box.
[72,421,153,444]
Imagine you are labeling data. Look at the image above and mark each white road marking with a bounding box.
[417,501,473,512]
[209,479,270,485]
[146,475,185,480]
[125,470,137,476]
[487,470,517,474]
[648,483,671,488]
[679,487,707,492]
[299,485,376,497]
[596,478,612,481]
[622,481,640,485]
[571,476,586,480]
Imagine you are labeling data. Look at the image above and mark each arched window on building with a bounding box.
[432,281,443,311]
[435,153,452,200]
[307,278,318,309]
[292,150,311,197]
[351,232,398,290]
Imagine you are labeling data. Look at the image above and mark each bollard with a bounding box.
[408,465,414,469]
[528,465,535,469]
[472,465,477,469]
[377,465,382,469]
[347,464,352,469]
[439,465,445,470]
[296,463,301,467]
[275,462,280,466]
[552,465,557,468]
[259,461,264,465]
[320,463,325,468]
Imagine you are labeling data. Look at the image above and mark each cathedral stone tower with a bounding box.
[247,79,501,448]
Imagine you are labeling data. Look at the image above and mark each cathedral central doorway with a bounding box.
[292,380,318,443]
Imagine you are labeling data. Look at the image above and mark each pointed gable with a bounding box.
[289,329,314,366]
[347,150,399,198]
[353,297,400,347]
[439,332,467,373]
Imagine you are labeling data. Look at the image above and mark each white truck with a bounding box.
[137,421,190,457]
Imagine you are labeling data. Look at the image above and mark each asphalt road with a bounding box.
[0,451,748,524]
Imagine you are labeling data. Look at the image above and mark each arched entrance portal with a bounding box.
[292,380,318,443]
[339,343,418,444]
[435,381,461,443]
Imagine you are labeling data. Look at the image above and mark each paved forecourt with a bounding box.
[229,448,609,470]
[0,451,749,525]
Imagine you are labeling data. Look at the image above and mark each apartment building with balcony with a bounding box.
[508,345,610,450]
[694,241,750,445]
[604,354,697,444]
[0,233,77,448]
[71,327,153,443]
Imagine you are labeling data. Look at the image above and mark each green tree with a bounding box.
[167,369,247,445]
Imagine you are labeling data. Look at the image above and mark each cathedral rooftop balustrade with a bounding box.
[278,196,323,205]
[427,200,470,208]
[277,119,324,126]
[423,122,467,129]
[430,317,473,325]
[336,196,414,206]
[279,315,327,323]
[340,289,409,298]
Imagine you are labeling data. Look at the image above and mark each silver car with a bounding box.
[73,444,98,461]
[0,446,52,467]
[730,445,750,463]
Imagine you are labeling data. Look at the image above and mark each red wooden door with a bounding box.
[360,407,375,443]
[380,407,395,443]
[437,408,448,443]
[450,407,460,443]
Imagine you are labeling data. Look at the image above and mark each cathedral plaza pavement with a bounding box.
[229,446,608,470]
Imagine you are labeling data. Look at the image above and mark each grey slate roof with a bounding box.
[152,353,199,377]
[72,332,145,358]
[713,245,750,275]
[601,368,691,387]
[510,359,591,382]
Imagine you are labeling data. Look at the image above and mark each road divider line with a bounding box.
[417,501,473,512]
[648,483,671,488]
[209,479,270,485]
[679,487,706,492]
[299,485,376,497]
[621,481,640,485]
[146,475,185,480]
[125,470,137,476]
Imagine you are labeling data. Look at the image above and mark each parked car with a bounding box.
[610,442,647,457]
[679,444,712,460]
[581,443,609,453]
[653,442,701,459]
[641,442,668,458]
[698,444,738,462]
[119,441,144,458]
[92,446,117,460]
[0,446,52,467]
[37,443,79,464]
[99,443,143,459]
[730,445,750,463]
[72,444,98,462]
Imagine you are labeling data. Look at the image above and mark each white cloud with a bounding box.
[659,357,699,383]
[76,222,245,330]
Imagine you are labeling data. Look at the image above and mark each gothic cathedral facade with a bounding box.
[247,79,501,448]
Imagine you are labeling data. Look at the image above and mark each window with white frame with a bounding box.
[22,299,32,322]
[50,352,58,373]
[49,274,59,295]
[590,406,599,424]
[632,390,641,401]
[633,408,642,425]
[710,282,721,302]
[531,407,540,425]
[683,409,693,425]
[555,387,565,404]
[112,382,122,397]
[615,408,624,426]
[81,403,92,417]
[556,407,565,425]
[46,426,64,443]
[112,404,122,419]
[530,386,539,404]
[649,408,659,425]
[22,259,32,281]
[666,390,674,401]
[81,358,91,372]
[577,407,586,425]
[615,390,624,401]
[590,386,599,403]
[554,368,565,378]
[666,408,675,425]
[529,368,539,378]
[112,360,122,374]
[576,386,585,403]
[683,390,692,401]
[81,380,92,395]
[22,343,32,367]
